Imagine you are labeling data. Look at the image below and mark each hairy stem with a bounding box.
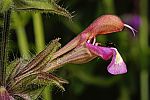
[0,9,11,86]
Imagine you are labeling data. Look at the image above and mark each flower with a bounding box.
[44,39,127,75]
[86,42,127,75]
[45,15,136,75]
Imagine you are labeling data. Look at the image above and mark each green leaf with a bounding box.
[12,0,72,18]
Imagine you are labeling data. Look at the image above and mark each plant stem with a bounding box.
[33,13,45,53]
[139,0,149,100]
[0,9,11,86]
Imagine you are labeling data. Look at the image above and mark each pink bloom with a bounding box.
[86,42,127,75]
[49,15,136,75]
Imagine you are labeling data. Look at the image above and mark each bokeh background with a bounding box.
[8,0,149,100]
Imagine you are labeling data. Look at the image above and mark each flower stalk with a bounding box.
[0,9,11,86]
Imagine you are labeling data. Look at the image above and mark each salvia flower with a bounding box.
[45,15,137,75]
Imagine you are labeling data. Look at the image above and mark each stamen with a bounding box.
[87,37,96,45]
[92,37,96,45]
[124,24,137,36]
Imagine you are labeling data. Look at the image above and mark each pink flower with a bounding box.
[86,42,127,75]
[48,15,136,75]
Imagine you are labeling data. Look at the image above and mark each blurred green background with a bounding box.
[7,0,149,100]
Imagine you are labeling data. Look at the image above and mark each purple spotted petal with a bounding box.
[86,43,127,75]
[86,43,112,60]
[107,48,127,75]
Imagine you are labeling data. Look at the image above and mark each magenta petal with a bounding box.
[86,43,113,60]
[86,42,127,75]
[107,48,127,75]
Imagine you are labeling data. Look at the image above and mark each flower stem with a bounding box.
[0,9,11,86]
[33,13,45,53]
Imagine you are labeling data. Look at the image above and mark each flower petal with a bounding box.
[86,42,127,75]
[107,48,127,75]
[86,43,112,60]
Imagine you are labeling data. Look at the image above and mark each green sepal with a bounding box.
[31,73,68,91]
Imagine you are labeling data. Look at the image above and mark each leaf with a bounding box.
[12,0,72,18]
